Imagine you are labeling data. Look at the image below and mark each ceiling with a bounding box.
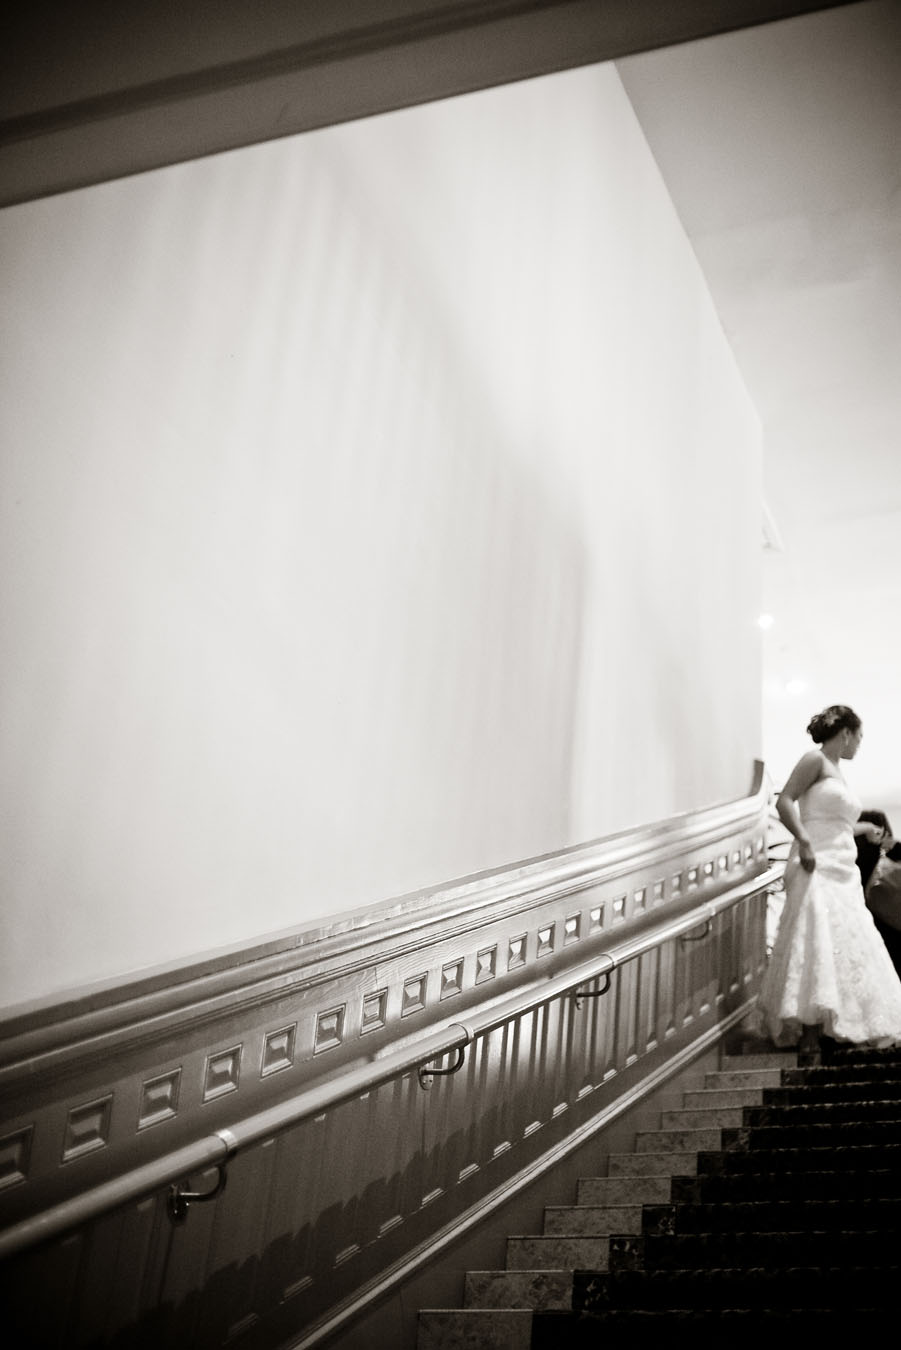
[0,1,854,208]
[618,0,901,806]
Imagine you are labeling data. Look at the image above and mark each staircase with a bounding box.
[417,1042,901,1347]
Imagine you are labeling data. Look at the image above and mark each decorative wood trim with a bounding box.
[0,3,845,208]
[0,764,770,1079]
[61,1096,113,1164]
[0,1127,32,1192]
[0,766,771,1251]
[0,880,772,1350]
[138,1069,181,1130]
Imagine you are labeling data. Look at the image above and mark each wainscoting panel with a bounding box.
[0,767,774,1348]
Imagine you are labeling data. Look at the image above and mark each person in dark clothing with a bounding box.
[855,808,893,890]
[866,836,901,979]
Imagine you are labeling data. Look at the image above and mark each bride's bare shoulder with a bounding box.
[781,750,826,799]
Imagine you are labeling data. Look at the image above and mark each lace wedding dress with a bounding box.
[758,775,901,1047]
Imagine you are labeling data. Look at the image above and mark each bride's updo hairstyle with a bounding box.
[807,704,861,744]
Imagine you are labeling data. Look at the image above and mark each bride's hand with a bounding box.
[798,840,816,873]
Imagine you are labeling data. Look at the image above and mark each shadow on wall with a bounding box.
[0,123,589,1004]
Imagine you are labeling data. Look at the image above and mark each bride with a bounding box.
[758,704,901,1048]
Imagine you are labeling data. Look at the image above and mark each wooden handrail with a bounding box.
[0,861,781,1262]
[0,762,770,1076]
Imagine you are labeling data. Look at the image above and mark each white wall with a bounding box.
[761,516,901,814]
[0,64,762,1009]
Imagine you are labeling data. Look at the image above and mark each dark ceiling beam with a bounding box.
[1,0,858,207]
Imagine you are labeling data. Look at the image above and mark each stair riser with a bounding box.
[772,1078,901,1099]
[545,1209,645,1236]
[630,1231,898,1269]
[506,1236,610,1271]
[824,1049,901,1065]
[464,1270,572,1312]
[720,1054,799,1071]
[608,1152,698,1177]
[635,1129,722,1152]
[543,1206,643,1236]
[733,1122,901,1147]
[749,1103,901,1125]
[640,1199,901,1235]
[784,1068,901,1087]
[673,1171,901,1203]
[658,1108,746,1129]
[577,1176,673,1206]
[697,1144,901,1175]
[681,1090,765,1109]
[704,1070,784,1089]
[530,1309,893,1347]
[574,1266,901,1311]
[419,1309,532,1349]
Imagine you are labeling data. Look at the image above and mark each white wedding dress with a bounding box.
[758,774,901,1047]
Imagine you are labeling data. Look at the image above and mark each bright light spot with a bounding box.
[785,678,807,696]
[757,613,774,630]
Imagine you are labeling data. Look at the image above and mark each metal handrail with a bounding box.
[0,861,781,1262]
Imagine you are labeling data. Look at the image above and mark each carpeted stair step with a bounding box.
[823,1045,901,1064]
[572,1262,901,1310]
[721,1119,901,1150]
[530,1306,889,1347]
[415,1038,901,1349]
[761,1079,901,1104]
[672,1166,901,1204]
[746,1099,901,1125]
[616,1227,901,1269]
[640,1196,901,1235]
[697,1140,901,1174]
[782,1063,901,1087]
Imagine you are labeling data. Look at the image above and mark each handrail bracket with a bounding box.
[167,1128,238,1225]
[573,970,611,1009]
[680,916,713,944]
[418,1026,472,1090]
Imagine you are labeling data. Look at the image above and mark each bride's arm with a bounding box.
[776,750,823,873]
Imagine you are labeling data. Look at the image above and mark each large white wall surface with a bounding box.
[0,64,761,1009]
